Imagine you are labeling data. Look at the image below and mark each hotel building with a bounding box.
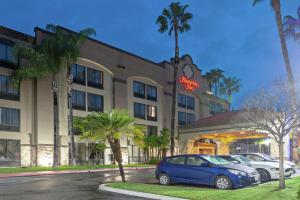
[0,26,290,166]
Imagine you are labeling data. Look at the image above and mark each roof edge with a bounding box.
[34,26,165,69]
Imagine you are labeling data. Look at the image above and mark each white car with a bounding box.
[229,154,295,183]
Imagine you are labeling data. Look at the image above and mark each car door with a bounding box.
[165,156,188,182]
[184,156,215,185]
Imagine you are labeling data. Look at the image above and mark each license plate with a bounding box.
[254,176,259,181]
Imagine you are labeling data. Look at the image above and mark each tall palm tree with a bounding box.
[203,71,214,92]
[156,2,193,156]
[253,0,297,168]
[283,6,300,164]
[74,109,145,182]
[253,0,294,84]
[13,24,95,167]
[44,25,95,166]
[219,77,241,110]
[204,69,224,96]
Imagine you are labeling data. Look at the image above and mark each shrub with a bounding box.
[149,158,161,165]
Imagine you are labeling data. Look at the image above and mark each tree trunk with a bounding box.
[273,0,294,83]
[170,28,179,156]
[278,140,285,189]
[214,83,218,96]
[109,139,125,182]
[273,0,298,162]
[67,66,76,166]
[162,149,167,158]
[52,77,60,167]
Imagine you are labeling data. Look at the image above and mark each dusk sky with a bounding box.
[2,0,300,108]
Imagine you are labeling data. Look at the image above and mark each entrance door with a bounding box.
[0,139,20,166]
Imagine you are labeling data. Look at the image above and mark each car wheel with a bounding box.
[256,169,271,183]
[215,176,232,190]
[159,173,171,185]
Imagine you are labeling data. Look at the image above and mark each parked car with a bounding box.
[220,154,295,183]
[238,153,296,174]
[155,154,260,189]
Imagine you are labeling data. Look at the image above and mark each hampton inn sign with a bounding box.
[179,64,200,91]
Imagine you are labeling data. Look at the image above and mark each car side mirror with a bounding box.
[200,162,210,167]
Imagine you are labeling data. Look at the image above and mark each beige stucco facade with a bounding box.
[0,26,229,166]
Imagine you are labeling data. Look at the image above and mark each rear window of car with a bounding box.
[166,156,185,165]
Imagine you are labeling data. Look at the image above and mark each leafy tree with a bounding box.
[203,69,224,96]
[74,109,145,182]
[156,2,193,156]
[13,24,95,166]
[219,77,241,110]
[240,82,300,189]
[158,128,170,157]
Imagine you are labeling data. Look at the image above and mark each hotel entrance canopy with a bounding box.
[178,111,268,155]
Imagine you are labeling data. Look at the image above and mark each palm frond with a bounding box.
[156,15,168,33]
[252,0,265,6]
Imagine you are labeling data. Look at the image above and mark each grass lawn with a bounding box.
[0,164,153,174]
[107,176,300,200]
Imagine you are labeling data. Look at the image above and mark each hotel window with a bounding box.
[87,93,103,112]
[72,90,86,111]
[133,81,145,98]
[0,42,13,62]
[147,125,158,136]
[178,111,186,126]
[87,68,103,89]
[0,75,19,101]
[134,102,145,119]
[147,105,157,121]
[72,64,86,85]
[187,96,195,110]
[186,113,195,124]
[177,94,186,108]
[146,85,157,101]
[209,101,222,115]
[0,107,20,131]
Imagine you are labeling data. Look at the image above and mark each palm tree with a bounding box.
[13,24,95,167]
[204,69,224,96]
[74,109,145,182]
[203,71,214,92]
[253,0,298,169]
[156,2,193,156]
[219,77,241,110]
[44,25,96,166]
[283,6,300,164]
[283,6,300,42]
[253,0,294,84]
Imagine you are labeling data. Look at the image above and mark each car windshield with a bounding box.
[259,154,277,161]
[232,155,252,164]
[202,156,231,166]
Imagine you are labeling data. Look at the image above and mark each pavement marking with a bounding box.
[99,184,187,200]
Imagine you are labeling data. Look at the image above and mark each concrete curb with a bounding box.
[99,184,187,200]
[0,167,155,179]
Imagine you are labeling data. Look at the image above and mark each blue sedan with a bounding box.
[155,154,260,189]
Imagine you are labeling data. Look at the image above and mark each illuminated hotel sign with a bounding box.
[179,64,200,91]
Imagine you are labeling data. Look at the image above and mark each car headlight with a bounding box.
[228,169,247,176]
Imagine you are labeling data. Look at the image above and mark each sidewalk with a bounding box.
[0,166,155,179]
